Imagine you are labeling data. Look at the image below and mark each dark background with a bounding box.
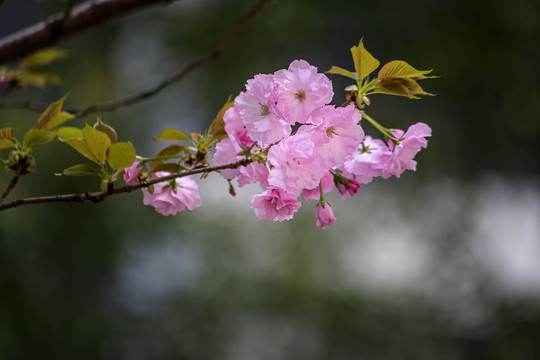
[1,0,539,359]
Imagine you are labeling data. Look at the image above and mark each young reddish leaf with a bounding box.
[0,127,14,139]
[154,129,191,142]
[83,124,111,164]
[326,66,357,80]
[107,142,136,170]
[35,93,72,130]
[209,97,234,137]
[61,163,101,177]
[94,119,118,144]
[350,39,380,81]
[375,77,433,98]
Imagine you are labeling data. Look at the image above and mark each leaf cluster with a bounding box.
[327,39,437,108]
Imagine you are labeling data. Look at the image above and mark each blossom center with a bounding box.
[295,90,306,102]
[259,103,271,116]
[326,126,338,138]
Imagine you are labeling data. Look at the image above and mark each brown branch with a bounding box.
[0,0,275,117]
[0,158,253,212]
[0,167,23,204]
[76,0,274,117]
[60,0,79,25]
[0,0,175,65]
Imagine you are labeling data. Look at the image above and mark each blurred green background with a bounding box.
[1,0,540,359]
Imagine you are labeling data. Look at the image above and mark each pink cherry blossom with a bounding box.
[274,60,333,124]
[223,106,255,148]
[235,74,290,147]
[142,173,201,216]
[301,170,335,201]
[123,159,142,185]
[336,178,361,199]
[299,105,364,168]
[343,136,392,184]
[238,162,269,190]
[213,138,242,180]
[315,202,336,229]
[381,122,432,178]
[267,133,325,196]
[251,188,301,222]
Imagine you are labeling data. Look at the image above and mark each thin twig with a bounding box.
[60,0,79,25]
[0,158,253,211]
[0,98,76,112]
[0,0,275,117]
[0,0,175,65]
[0,167,23,204]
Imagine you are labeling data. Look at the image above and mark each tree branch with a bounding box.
[0,0,275,117]
[0,167,23,204]
[0,158,253,212]
[0,0,175,65]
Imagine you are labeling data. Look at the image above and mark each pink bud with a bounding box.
[315,202,336,229]
[336,179,360,199]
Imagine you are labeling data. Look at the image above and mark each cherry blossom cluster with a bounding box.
[213,60,432,228]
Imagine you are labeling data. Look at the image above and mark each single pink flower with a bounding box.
[301,170,335,201]
[274,60,333,124]
[343,136,392,184]
[315,202,336,229]
[223,106,255,148]
[142,173,201,216]
[213,138,242,180]
[381,122,432,178]
[238,162,269,190]
[267,133,325,196]
[123,159,142,185]
[251,188,301,222]
[235,74,290,147]
[299,105,364,168]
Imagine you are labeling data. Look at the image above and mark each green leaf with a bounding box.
[57,127,83,140]
[35,93,72,130]
[0,139,15,149]
[23,128,57,148]
[326,66,357,80]
[350,39,380,81]
[82,124,111,164]
[107,142,136,170]
[378,60,433,80]
[0,127,14,139]
[151,145,185,170]
[64,139,98,163]
[154,129,191,142]
[94,119,118,144]
[21,48,68,68]
[17,68,62,87]
[61,163,101,177]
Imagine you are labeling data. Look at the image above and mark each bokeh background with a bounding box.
[1,0,540,359]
